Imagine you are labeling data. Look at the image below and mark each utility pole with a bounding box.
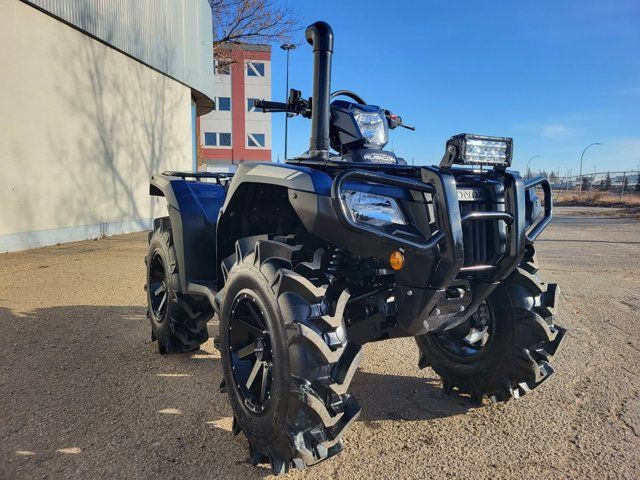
[579,142,602,192]
[280,43,296,161]
[559,164,569,186]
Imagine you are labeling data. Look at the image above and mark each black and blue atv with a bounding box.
[145,21,565,475]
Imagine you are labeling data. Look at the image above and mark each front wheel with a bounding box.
[218,235,362,474]
[416,265,566,404]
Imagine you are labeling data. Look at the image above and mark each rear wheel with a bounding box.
[146,217,212,354]
[218,235,362,474]
[416,263,565,404]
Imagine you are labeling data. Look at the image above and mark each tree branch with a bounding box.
[208,0,300,52]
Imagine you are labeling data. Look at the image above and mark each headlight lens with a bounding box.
[343,190,407,227]
[353,109,388,147]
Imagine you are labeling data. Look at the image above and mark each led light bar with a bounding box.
[440,133,513,168]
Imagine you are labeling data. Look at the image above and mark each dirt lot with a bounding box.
[1,208,639,479]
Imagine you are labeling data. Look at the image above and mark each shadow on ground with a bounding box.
[0,305,471,479]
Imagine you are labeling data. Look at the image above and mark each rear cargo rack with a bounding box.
[163,171,234,185]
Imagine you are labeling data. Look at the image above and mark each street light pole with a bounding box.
[526,155,541,179]
[280,43,296,162]
[579,142,602,191]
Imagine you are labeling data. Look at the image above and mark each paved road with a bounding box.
[1,208,639,479]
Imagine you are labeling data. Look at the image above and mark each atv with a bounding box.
[145,21,565,475]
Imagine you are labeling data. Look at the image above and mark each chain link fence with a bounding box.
[526,170,640,205]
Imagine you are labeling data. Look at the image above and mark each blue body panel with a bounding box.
[152,163,417,291]
[171,180,226,226]
[151,176,226,290]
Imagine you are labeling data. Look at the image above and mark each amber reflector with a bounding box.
[389,251,405,271]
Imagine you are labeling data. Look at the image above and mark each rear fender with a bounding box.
[150,174,226,292]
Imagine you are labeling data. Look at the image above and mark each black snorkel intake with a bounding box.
[305,21,334,160]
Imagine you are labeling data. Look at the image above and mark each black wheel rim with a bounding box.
[432,302,494,359]
[149,253,168,320]
[228,292,273,414]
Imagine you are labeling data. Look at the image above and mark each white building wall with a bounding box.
[0,0,194,252]
[24,0,216,111]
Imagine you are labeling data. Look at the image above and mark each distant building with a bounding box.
[199,43,272,172]
[0,0,215,252]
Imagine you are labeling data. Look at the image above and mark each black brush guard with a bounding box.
[331,167,552,335]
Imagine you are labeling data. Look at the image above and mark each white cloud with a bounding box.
[514,121,579,139]
[540,124,576,139]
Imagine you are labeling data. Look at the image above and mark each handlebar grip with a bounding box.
[254,100,288,110]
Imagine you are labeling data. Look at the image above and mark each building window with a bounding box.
[216,97,231,111]
[219,133,232,147]
[214,59,230,75]
[247,98,260,112]
[204,132,232,147]
[247,62,265,77]
[247,133,265,148]
[204,132,217,146]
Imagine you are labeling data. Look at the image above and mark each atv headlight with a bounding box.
[343,190,407,227]
[353,109,388,147]
[441,133,513,168]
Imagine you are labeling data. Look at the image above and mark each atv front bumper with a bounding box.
[325,167,553,336]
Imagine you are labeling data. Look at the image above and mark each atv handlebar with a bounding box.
[253,100,289,112]
[384,110,415,131]
[254,90,311,118]
[255,92,415,133]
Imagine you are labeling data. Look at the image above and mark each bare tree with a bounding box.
[208,0,299,51]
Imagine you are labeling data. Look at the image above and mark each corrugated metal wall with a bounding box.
[24,0,215,112]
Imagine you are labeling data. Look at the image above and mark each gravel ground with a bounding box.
[1,208,639,479]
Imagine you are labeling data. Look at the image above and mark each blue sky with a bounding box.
[267,0,640,175]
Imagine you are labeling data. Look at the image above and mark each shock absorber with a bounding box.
[327,245,348,278]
